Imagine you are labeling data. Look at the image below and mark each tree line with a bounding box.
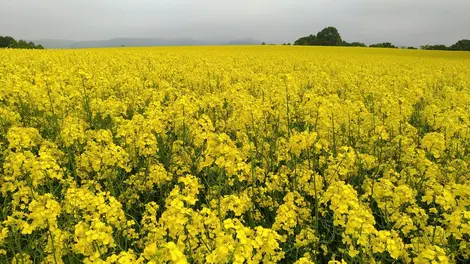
[0,36,44,49]
[420,40,470,51]
[292,27,470,51]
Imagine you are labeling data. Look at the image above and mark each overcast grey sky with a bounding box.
[1,0,469,46]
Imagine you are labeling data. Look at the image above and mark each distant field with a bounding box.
[1,46,469,263]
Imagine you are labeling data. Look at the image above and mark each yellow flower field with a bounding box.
[0,46,470,263]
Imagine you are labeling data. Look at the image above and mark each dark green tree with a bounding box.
[315,26,343,46]
[0,36,17,48]
[294,27,366,47]
[342,41,366,47]
[369,42,398,48]
[17,40,29,48]
[0,36,8,47]
[421,44,448,50]
[294,34,317,45]
[450,39,470,51]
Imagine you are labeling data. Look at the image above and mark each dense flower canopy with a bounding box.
[0,46,470,263]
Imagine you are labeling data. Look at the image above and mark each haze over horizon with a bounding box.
[1,0,469,47]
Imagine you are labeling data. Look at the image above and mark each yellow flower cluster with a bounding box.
[1,46,470,263]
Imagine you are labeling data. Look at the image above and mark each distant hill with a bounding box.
[33,37,261,49]
[70,38,213,48]
[34,39,76,49]
[222,38,261,45]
